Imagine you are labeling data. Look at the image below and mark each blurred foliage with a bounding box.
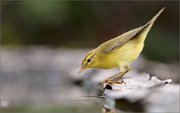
[1,1,179,62]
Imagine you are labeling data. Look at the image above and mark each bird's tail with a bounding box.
[146,7,165,26]
[135,7,165,42]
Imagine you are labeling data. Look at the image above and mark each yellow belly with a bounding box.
[99,37,144,69]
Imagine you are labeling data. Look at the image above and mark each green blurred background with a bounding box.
[1,1,179,62]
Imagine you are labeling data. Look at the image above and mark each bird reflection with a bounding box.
[102,105,115,113]
[80,95,115,113]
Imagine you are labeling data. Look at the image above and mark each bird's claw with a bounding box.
[113,80,126,85]
[101,79,126,86]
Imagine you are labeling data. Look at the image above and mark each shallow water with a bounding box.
[0,47,106,113]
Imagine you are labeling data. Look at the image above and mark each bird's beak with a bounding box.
[78,66,85,74]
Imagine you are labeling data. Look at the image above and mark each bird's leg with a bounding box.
[101,66,131,86]
[112,66,131,84]
[101,72,121,85]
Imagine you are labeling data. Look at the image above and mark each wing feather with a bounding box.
[97,24,147,55]
[96,7,165,56]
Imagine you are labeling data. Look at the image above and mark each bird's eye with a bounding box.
[87,59,91,62]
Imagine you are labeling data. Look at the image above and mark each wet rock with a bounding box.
[102,74,179,112]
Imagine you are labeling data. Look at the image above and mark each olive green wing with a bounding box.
[96,7,165,56]
[97,25,147,55]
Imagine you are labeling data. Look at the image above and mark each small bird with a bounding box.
[79,7,165,85]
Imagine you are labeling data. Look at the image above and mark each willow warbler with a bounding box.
[79,8,165,85]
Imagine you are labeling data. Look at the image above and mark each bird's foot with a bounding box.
[113,80,126,85]
[101,79,113,86]
[101,79,126,90]
[101,79,126,85]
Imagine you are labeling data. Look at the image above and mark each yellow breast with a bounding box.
[98,35,145,69]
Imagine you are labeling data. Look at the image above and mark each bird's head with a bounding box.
[78,50,98,74]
